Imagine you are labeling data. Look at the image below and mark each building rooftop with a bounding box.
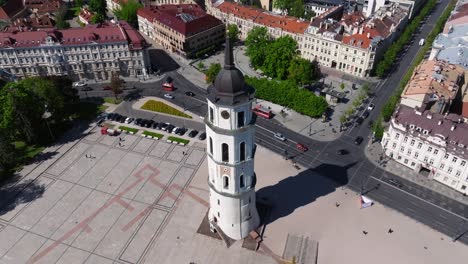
[401,60,465,113]
[444,1,468,32]
[2,14,55,32]
[79,8,94,23]
[137,4,223,36]
[433,24,468,68]
[25,0,63,14]
[393,105,468,154]
[0,0,25,20]
[0,21,147,50]
[217,1,310,34]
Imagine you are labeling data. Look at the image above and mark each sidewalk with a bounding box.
[86,74,165,85]
[365,141,468,206]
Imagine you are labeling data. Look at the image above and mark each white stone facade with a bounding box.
[205,97,260,240]
[382,107,468,195]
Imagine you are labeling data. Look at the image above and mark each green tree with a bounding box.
[205,63,222,84]
[91,12,106,24]
[89,0,106,23]
[273,0,289,11]
[245,27,271,68]
[74,0,84,8]
[227,24,240,43]
[288,58,312,86]
[197,61,205,70]
[110,73,124,100]
[340,83,345,90]
[55,5,70,29]
[262,35,297,79]
[114,0,142,29]
[0,129,17,174]
[288,0,305,18]
[372,116,385,140]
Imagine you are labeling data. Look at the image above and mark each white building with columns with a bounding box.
[382,105,468,195]
[205,39,260,240]
[0,21,150,81]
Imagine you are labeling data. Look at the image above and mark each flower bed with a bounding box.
[118,126,138,134]
[141,100,192,119]
[167,136,190,145]
[143,131,163,139]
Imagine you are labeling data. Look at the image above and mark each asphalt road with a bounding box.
[77,0,468,244]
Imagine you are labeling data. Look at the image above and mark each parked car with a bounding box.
[139,119,148,127]
[185,91,195,97]
[145,120,155,128]
[274,133,286,141]
[124,117,134,124]
[355,117,364,125]
[337,149,347,155]
[367,103,375,111]
[73,81,87,87]
[354,136,364,145]
[296,143,308,152]
[96,118,105,126]
[118,115,127,123]
[134,118,142,126]
[172,127,180,134]
[198,132,206,140]
[188,130,199,138]
[388,178,404,188]
[362,111,370,119]
[152,122,159,129]
[177,127,187,136]
[164,93,174,99]
[166,124,175,133]
[161,123,170,131]
[106,113,116,120]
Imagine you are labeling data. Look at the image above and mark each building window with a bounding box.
[434,149,439,155]
[440,163,445,169]
[222,143,229,162]
[400,146,405,152]
[240,174,245,188]
[443,177,448,182]
[237,111,245,127]
[407,150,412,156]
[429,159,434,165]
[448,167,453,173]
[410,140,415,146]
[462,185,466,190]
[462,161,466,167]
[417,143,422,149]
[218,212,220,217]
[217,199,220,205]
[414,152,419,158]
[392,143,396,149]
[404,159,408,164]
[395,133,400,139]
[428,147,432,152]
[424,156,428,162]
[209,107,214,123]
[223,176,229,189]
[451,180,457,185]
[456,170,461,177]
[452,157,458,163]
[240,142,246,161]
[209,137,213,154]
[411,162,415,167]
[444,154,449,159]
[403,137,408,143]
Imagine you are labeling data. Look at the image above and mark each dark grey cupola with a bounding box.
[207,37,254,106]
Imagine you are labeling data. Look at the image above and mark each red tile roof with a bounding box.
[0,0,25,20]
[341,33,372,48]
[3,14,55,32]
[462,101,468,119]
[25,0,63,14]
[0,21,147,50]
[137,5,223,36]
[217,1,309,34]
[79,8,94,23]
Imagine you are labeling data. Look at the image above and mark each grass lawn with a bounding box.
[143,131,164,139]
[104,97,123,104]
[119,126,138,134]
[141,100,192,119]
[167,136,190,145]
[13,141,45,165]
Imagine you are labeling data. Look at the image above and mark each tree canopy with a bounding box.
[110,73,124,99]
[245,27,270,69]
[273,0,314,19]
[227,24,240,43]
[262,35,297,79]
[205,63,222,84]
[114,0,142,29]
[89,0,107,24]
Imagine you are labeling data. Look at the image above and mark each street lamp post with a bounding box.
[42,105,54,141]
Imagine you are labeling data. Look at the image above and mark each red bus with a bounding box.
[252,104,273,119]
[162,77,174,91]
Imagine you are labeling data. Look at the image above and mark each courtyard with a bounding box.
[0,125,467,264]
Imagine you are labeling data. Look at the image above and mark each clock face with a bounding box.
[221,110,230,119]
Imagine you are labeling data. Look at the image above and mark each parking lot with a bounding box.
[0,125,207,263]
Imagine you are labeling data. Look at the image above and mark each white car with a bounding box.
[164,93,174,99]
[274,133,286,141]
[419,38,425,46]
[367,103,375,111]
[172,127,180,134]
[73,81,87,87]
[124,117,134,124]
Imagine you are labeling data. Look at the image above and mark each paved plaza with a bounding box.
[1,125,468,264]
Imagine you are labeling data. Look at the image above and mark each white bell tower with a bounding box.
[205,38,260,240]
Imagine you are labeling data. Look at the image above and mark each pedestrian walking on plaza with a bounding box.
[388,228,393,234]
[85,154,89,158]
[335,202,340,207]
[362,231,368,235]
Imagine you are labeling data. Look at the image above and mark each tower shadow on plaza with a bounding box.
[257,162,358,225]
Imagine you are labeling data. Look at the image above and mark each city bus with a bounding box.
[252,104,273,119]
[162,77,174,91]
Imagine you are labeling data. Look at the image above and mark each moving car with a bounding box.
[419,38,425,46]
[274,133,286,141]
[198,132,206,140]
[164,93,174,99]
[188,130,199,138]
[354,136,364,145]
[162,77,174,91]
[73,81,87,87]
[296,143,308,152]
[367,103,375,111]
[185,91,195,97]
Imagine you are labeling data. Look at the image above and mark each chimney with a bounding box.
[367,32,370,38]
[427,113,433,119]
[451,125,456,131]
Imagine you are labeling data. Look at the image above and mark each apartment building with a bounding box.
[207,0,407,77]
[137,4,225,58]
[382,105,468,195]
[0,21,150,81]
[400,60,465,114]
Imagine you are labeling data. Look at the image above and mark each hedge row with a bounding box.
[373,0,457,139]
[245,77,328,117]
[141,100,192,119]
[375,0,438,77]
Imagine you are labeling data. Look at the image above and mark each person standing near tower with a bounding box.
[204,37,260,240]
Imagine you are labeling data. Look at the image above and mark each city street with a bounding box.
[76,0,468,244]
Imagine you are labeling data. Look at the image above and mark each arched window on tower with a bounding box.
[222,143,229,162]
[223,176,229,189]
[209,137,213,155]
[240,174,245,188]
[240,142,246,161]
